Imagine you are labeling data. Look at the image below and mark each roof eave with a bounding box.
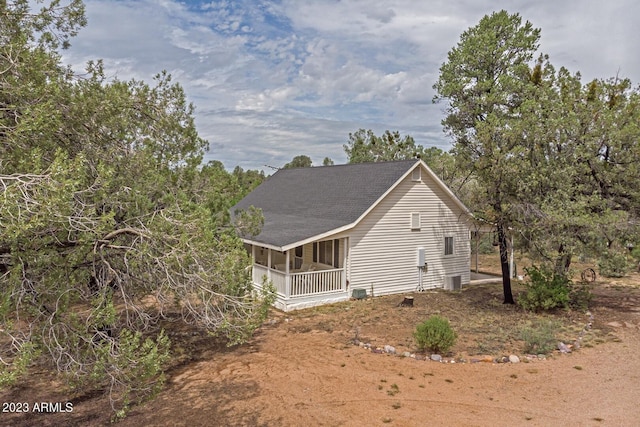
[241,221,357,252]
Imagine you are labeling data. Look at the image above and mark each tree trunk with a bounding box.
[555,243,572,274]
[498,224,514,304]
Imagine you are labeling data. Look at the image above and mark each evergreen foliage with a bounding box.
[0,0,273,416]
[413,316,457,353]
[598,250,629,278]
[435,10,640,297]
[518,266,571,312]
[283,155,313,169]
[344,129,422,163]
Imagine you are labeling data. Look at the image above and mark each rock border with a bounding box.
[352,311,595,364]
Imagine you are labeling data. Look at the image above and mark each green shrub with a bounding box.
[518,265,570,312]
[568,281,593,310]
[413,316,457,353]
[598,250,628,278]
[520,319,560,354]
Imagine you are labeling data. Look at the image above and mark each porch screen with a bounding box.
[313,239,340,267]
[294,246,303,269]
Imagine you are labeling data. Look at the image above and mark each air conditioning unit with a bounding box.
[444,275,462,291]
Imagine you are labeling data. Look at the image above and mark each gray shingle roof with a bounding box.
[232,160,419,249]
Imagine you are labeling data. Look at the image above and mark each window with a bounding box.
[411,212,420,230]
[313,239,340,267]
[444,237,454,255]
[294,245,303,269]
[321,240,332,265]
[412,168,421,181]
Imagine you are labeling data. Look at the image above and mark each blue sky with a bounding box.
[61,0,640,171]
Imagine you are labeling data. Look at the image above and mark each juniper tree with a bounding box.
[0,0,272,416]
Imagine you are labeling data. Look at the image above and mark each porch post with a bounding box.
[285,250,290,298]
[342,237,348,291]
[251,245,256,284]
[267,248,272,282]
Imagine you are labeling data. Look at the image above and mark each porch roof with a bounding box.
[232,160,421,250]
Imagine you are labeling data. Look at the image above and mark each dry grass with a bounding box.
[281,259,639,358]
[2,254,639,426]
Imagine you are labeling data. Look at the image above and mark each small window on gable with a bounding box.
[411,212,421,230]
[444,236,454,255]
[412,168,421,181]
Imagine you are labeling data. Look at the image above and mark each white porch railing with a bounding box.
[290,268,343,297]
[252,264,344,298]
[270,270,287,295]
[252,264,287,295]
[252,263,269,287]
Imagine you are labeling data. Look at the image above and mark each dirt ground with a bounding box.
[2,260,640,426]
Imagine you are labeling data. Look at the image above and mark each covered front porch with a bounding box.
[246,238,350,311]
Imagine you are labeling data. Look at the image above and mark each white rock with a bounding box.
[508,354,520,363]
[558,342,571,353]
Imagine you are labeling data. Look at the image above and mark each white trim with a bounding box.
[342,237,349,290]
[285,250,291,297]
[267,249,272,282]
[242,238,285,252]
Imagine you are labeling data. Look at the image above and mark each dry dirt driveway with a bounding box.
[121,299,640,426]
[2,283,640,427]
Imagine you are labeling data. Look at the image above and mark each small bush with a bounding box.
[568,282,593,310]
[520,319,560,354]
[413,315,456,353]
[598,250,628,278]
[518,265,570,312]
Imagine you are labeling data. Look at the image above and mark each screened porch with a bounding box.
[247,238,348,301]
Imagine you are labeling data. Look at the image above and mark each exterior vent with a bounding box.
[444,275,462,291]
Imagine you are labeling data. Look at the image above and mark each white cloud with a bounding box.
[60,0,640,172]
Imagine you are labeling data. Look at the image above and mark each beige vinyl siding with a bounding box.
[347,167,470,296]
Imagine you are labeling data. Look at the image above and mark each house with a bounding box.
[232,159,475,311]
